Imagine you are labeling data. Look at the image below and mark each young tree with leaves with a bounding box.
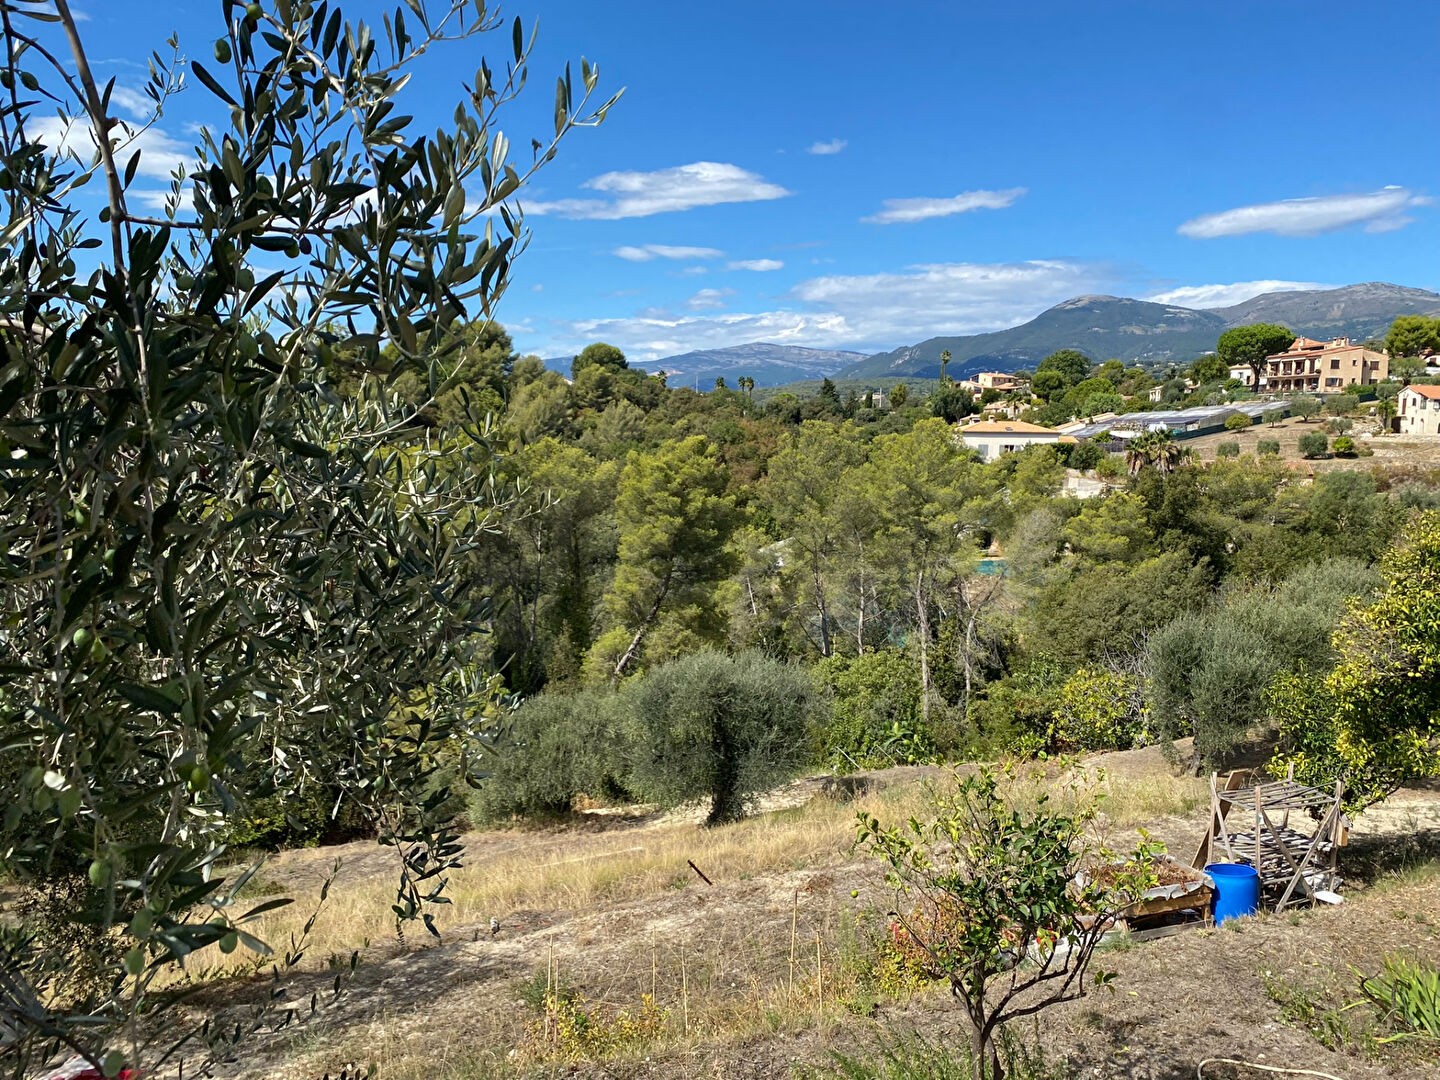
[858,769,1160,1080]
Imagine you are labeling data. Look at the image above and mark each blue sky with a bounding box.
[49,1,1440,361]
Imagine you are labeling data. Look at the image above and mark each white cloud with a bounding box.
[107,86,152,119]
[1178,186,1431,238]
[30,115,190,181]
[523,161,790,220]
[547,258,1106,361]
[727,258,784,271]
[807,138,847,155]
[863,187,1027,225]
[1145,280,1333,309]
[613,243,725,262]
[686,288,733,310]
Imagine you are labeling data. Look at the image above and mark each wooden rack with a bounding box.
[1191,768,1347,913]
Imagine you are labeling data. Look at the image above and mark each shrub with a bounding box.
[1327,416,1354,435]
[1257,439,1281,456]
[1262,408,1285,427]
[625,650,817,825]
[813,649,925,771]
[1066,440,1104,472]
[1298,431,1329,459]
[970,660,1066,753]
[1332,435,1357,456]
[1224,413,1252,431]
[1291,395,1322,421]
[475,690,629,821]
[1050,668,1147,751]
[1216,440,1241,459]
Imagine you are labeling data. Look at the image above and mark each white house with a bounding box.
[957,420,1072,462]
[1398,384,1440,437]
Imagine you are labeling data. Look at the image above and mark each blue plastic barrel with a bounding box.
[1205,862,1260,924]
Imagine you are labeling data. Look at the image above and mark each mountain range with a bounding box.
[630,343,868,388]
[621,284,1440,388]
[836,283,1440,381]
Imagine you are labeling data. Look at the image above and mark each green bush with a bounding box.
[1216,440,1241,459]
[1332,435,1358,456]
[813,649,925,771]
[1298,431,1329,459]
[1050,667,1147,751]
[474,689,629,821]
[1262,408,1285,426]
[1066,440,1104,472]
[625,650,817,825]
[1257,439,1281,456]
[1224,413,1252,431]
[970,660,1067,754]
[1327,416,1353,435]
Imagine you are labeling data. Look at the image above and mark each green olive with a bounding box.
[188,764,209,792]
[245,2,263,19]
[214,38,232,64]
[88,859,109,887]
[71,627,94,650]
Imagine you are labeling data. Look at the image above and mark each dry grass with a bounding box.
[210,761,1206,982]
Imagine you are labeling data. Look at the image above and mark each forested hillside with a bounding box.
[379,329,1440,829]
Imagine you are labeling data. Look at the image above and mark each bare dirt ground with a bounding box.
[1184,413,1440,475]
[207,750,1440,1080]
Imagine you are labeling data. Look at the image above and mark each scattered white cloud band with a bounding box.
[524,161,790,220]
[807,138,847,155]
[552,258,1106,361]
[863,187,1027,225]
[613,244,724,261]
[1145,280,1334,309]
[1178,186,1431,239]
[727,258,784,272]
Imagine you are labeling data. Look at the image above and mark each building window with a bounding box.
[1330,358,1340,369]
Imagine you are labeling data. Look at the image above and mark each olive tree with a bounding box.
[624,650,816,826]
[0,0,617,1073]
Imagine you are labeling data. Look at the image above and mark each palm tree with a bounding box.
[1150,429,1185,474]
[1125,428,1185,475]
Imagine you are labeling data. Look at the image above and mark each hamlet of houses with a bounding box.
[954,334,1437,464]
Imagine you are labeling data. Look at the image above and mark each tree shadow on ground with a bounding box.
[1342,825,1440,887]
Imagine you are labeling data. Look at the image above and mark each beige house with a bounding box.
[1398,384,1440,437]
[1262,337,1388,394]
[957,419,1072,462]
[958,371,1029,396]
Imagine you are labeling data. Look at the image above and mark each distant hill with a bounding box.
[835,283,1440,380]
[633,342,867,388]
